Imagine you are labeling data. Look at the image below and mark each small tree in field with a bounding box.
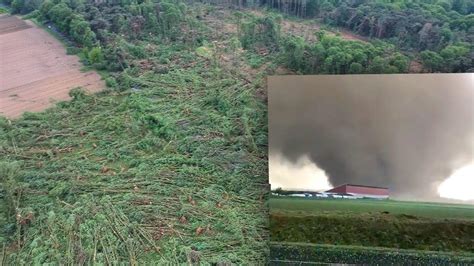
[273,187,283,195]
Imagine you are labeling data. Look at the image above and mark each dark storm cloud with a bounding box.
[269,74,474,200]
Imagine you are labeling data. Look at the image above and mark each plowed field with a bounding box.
[0,15,104,118]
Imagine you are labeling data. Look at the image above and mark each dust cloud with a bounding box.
[269,153,333,190]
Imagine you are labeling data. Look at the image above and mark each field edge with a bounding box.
[270,241,474,264]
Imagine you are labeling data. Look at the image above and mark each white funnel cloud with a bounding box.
[269,153,333,191]
[438,163,474,201]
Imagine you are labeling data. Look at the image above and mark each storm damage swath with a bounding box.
[268,74,474,202]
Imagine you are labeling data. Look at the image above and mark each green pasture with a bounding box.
[270,197,474,219]
[270,197,474,253]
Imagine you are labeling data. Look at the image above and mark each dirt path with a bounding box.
[0,15,104,119]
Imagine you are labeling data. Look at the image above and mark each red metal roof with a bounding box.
[327,184,389,196]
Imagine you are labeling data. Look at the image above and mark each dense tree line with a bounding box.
[6,0,192,42]
[260,0,473,71]
[205,0,473,72]
[282,32,410,74]
[239,14,409,74]
[3,0,197,70]
[261,0,473,48]
[4,0,472,72]
[420,42,471,72]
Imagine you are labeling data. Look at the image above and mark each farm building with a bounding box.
[287,193,310,197]
[326,184,389,199]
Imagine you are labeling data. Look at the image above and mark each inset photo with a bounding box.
[268,74,474,264]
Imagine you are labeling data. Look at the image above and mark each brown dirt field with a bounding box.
[0,15,104,119]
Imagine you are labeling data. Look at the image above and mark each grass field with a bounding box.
[270,196,474,263]
[270,197,474,219]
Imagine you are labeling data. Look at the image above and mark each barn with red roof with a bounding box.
[326,184,389,199]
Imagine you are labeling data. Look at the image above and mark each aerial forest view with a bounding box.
[0,0,473,264]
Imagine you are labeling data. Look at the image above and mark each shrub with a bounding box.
[105,77,118,88]
[88,46,103,65]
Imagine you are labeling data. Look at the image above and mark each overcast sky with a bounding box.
[268,74,474,202]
